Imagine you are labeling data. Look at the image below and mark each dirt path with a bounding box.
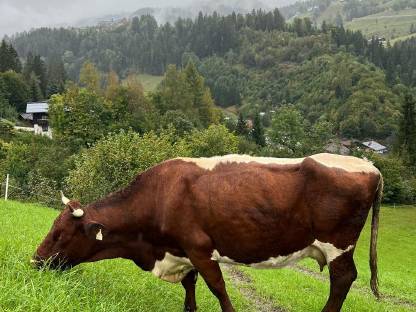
[225,263,415,311]
[223,265,287,312]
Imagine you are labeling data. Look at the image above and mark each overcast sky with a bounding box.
[0,0,293,38]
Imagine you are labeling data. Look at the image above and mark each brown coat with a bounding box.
[34,153,383,312]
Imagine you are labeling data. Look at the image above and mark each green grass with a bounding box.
[346,9,416,40]
[241,206,416,312]
[1,200,415,311]
[0,200,252,312]
[137,74,163,92]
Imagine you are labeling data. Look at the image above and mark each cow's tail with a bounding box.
[370,173,383,299]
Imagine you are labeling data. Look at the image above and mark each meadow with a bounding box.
[0,200,415,311]
[346,9,416,41]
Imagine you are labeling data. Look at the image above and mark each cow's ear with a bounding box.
[84,222,107,241]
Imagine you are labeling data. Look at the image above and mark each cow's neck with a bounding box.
[88,173,154,232]
[85,197,160,266]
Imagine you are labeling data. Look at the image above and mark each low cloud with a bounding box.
[0,0,293,38]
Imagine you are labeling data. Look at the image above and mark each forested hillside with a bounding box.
[11,10,286,77]
[1,8,416,205]
[7,9,416,138]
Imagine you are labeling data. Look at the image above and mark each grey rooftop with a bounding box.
[26,102,49,114]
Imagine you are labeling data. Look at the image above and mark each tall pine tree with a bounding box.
[252,112,266,147]
[0,40,21,73]
[23,52,48,99]
[236,112,248,136]
[398,93,416,166]
[47,55,66,96]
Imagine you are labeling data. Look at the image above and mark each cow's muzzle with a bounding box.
[31,253,71,271]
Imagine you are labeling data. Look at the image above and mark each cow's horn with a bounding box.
[60,191,70,205]
[72,209,84,218]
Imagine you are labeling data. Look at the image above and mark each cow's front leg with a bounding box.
[188,253,235,312]
[181,270,198,312]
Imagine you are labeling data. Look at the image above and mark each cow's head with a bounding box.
[32,192,107,270]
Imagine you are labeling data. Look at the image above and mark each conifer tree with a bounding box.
[0,40,22,73]
[398,93,416,166]
[252,112,266,147]
[23,52,34,80]
[236,112,248,136]
[32,55,47,97]
[47,55,66,96]
[183,62,217,127]
[28,72,42,102]
[23,53,48,98]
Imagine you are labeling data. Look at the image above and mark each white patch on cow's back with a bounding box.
[310,153,379,174]
[211,240,354,269]
[176,154,303,171]
[176,153,379,174]
[151,253,194,283]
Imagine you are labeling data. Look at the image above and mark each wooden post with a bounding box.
[4,174,9,201]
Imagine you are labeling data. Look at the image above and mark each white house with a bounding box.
[18,102,52,138]
[362,141,388,154]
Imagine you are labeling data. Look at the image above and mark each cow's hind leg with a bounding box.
[322,251,357,312]
[181,270,198,312]
[188,253,235,312]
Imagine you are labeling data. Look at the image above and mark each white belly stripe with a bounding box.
[152,241,353,283]
[211,240,353,269]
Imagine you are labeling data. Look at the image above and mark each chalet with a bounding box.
[19,101,52,138]
[362,141,388,154]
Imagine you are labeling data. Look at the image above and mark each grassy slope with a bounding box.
[287,0,415,42]
[1,200,415,311]
[346,9,416,40]
[137,74,163,92]
[0,201,252,312]
[241,206,416,312]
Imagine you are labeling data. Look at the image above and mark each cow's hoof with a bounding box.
[183,306,197,312]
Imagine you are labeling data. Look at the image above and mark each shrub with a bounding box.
[27,171,61,207]
[366,153,416,204]
[0,133,72,206]
[179,125,239,157]
[67,126,240,203]
[0,119,15,141]
[66,130,187,203]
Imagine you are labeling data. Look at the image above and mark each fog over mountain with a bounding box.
[0,0,297,38]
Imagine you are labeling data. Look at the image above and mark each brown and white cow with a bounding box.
[33,153,383,312]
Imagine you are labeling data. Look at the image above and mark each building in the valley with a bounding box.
[18,101,52,138]
[361,140,388,154]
